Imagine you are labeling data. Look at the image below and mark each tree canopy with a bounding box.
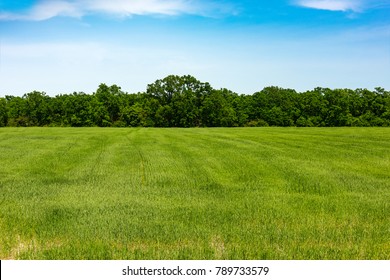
[1,75,389,127]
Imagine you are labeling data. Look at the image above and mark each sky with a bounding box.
[0,0,389,96]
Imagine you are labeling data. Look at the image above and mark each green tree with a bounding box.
[201,89,237,127]
[378,88,390,126]
[147,75,212,127]
[0,97,8,127]
[93,84,124,126]
[6,96,29,126]
[1,75,389,128]
[122,102,154,127]
[297,88,329,126]
[154,105,174,127]
[23,91,51,126]
[252,87,298,126]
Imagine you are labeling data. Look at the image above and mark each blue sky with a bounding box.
[0,0,389,96]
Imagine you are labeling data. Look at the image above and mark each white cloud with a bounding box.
[295,0,362,12]
[0,0,207,21]
[28,1,83,21]
[86,0,194,17]
[1,1,79,21]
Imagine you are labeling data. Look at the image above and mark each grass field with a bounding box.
[0,127,389,259]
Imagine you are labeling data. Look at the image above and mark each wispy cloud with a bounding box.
[295,0,362,12]
[0,0,218,21]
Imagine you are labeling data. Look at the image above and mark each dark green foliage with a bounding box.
[201,89,237,127]
[0,97,7,127]
[1,75,389,127]
[251,87,299,126]
[147,75,212,127]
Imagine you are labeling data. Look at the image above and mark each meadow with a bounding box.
[0,127,389,259]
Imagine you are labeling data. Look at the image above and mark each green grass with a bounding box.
[0,127,389,259]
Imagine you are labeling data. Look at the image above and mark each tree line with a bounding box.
[1,75,389,127]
